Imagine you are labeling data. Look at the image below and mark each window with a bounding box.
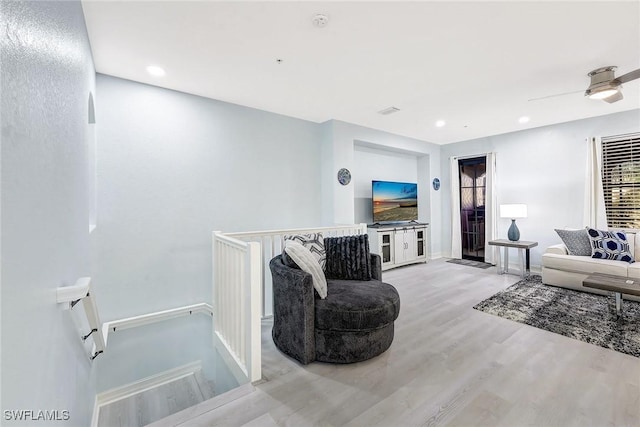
[601,133,640,229]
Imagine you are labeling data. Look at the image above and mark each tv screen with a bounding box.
[372,180,418,223]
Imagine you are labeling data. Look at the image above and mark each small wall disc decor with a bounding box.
[432,177,441,191]
[337,168,352,185]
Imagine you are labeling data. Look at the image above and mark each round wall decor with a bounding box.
[432,177,441,191]
[337,168,351,185]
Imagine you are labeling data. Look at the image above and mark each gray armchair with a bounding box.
[269,252,400,364]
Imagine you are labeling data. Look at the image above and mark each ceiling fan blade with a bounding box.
[527,89,583,102]
[603,91,623,103]
[613,68,640,84]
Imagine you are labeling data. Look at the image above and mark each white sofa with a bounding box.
[542,230,640,301]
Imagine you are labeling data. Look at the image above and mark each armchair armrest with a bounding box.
[269,255,316,364]
[370,253,382,281]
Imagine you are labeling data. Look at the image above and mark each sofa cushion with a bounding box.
[315,279,400,331]
[324,234,372,281]
[628,262,640,279]
[554,228,591,256]
[542,253,629,277]
[284,233,326,270]
[586,227,635,263]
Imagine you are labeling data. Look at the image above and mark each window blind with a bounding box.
[601,132,640,229]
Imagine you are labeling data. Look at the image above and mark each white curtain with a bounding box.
[584,137,607,228]
[450,156,462,259]
[484,152,497,264]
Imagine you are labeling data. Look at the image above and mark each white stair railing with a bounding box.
[212,232,261,383]
[57,277,106,361]
[212,224,367,382]
[226,223,368,317]
[211,223,367,383]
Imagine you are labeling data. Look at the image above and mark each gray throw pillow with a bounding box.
[324,234,372,281]
[554,228,592,256]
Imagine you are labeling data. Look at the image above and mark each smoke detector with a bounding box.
[312,14,329,28]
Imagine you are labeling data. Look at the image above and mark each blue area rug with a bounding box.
[473,275,640,358]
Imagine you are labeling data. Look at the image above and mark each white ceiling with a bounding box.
[82,1,640,145]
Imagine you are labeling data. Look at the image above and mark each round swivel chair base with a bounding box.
[314,322,394,364]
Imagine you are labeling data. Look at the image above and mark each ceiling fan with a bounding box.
[529,66,640,103]
[585,66,640,103]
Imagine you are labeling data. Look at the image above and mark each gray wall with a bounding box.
[440,109,640,270]
[93,75,323,320]
[1,1,96,425]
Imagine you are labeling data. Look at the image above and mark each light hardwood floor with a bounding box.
[153,259,640,427]
[97,371,215,427]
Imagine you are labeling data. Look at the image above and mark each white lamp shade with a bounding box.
[500,204,527,219]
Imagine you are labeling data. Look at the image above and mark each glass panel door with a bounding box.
[459,157,486,261]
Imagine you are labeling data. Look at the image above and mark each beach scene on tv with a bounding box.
[372,181,418,222]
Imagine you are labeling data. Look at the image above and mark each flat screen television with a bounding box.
[372,180,418,223]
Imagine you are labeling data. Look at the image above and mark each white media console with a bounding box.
[367,223,429,271]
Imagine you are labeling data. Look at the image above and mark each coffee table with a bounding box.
[583,273,640,318]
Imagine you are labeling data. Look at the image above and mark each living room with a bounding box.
[2,1,640,426]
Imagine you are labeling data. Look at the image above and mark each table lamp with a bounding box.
[500,204,527,241]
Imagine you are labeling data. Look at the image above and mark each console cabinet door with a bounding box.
[379,231,394,266]
[394,231,406,264]
[394,228,417,264]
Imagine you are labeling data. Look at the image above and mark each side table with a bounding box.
[488,239,538,278]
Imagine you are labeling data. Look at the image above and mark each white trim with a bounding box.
[90,396,99,427]
[212,332,252,385]
[484,152,497,264]
[92,361,203,427]
[450,157,462,259]
[225,223,367,239]
[102,303,213,345]
[56,277,90,304]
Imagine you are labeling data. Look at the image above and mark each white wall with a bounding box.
[93,75,323,320]
[1,1,97,425]
[440,109,640,270]
[95,315,239,395]
[353,145,419,224]
[322,120,442,257]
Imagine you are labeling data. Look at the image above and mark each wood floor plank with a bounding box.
[137,260,640,426]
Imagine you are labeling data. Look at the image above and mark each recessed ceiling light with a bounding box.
[435,120,446,127]
[146,65,165,77]
[518,116,530,124]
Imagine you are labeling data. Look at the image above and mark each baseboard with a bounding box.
[429,252,443,260]
[90,395,99,427]
[91,361,203,426]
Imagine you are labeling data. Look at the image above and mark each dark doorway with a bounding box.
[459,157,486,261]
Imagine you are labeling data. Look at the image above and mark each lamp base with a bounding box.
[507,219,520,241]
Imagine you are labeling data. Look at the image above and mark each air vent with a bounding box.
[378,106,400,115]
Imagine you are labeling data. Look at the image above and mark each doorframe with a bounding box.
[449,153,497,263]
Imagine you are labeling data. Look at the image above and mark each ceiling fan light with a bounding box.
[587,87,619,100]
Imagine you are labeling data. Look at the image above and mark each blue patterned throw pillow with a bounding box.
[586,227,635,263]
